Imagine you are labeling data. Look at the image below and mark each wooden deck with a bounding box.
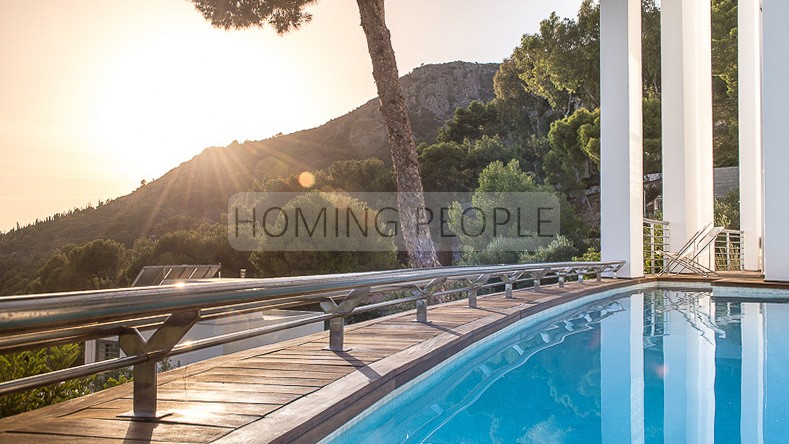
[0,278,660,443]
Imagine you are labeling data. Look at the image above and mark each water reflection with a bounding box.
[325,290,789,444]
[601,290,782,444]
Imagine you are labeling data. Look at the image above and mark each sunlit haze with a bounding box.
[0,0,582,231]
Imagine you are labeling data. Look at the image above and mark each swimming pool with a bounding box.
[322,287,789,443]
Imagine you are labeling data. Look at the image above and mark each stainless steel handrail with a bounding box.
[0,260,624,419]
[0,262,624,335]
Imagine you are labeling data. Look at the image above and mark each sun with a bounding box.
[91,27,303,182]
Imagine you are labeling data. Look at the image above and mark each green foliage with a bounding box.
[256,159,395,193]
[642,97,663,174]
[327,159,395,192]
[250,192,400,277]
[573,248,601,262]
[545,108,599,196]
[0,344,91,417]
[507,1,661,113]
[436,100,500,144]
[642,0,662,95]
[190,0,317,34]
[711,0,739,168]
[124,223,253,280]
[566,98,662,176]
[446,159,546,265]
[475,160,542,194]
[450,160,583,265]
[512,0,601,112]
[714,188,740,230]
[492,60,556,174]
[418,142,472,192]
[520,236,578,264]
[465,136,520,181]
[457,238,529,266]
[418,136,517,192]
[29,239,127,293]
[91,368,133,392]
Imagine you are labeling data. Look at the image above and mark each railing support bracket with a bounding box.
[320,288,371,352]
[117,310,199,421]
[411,278,447,323]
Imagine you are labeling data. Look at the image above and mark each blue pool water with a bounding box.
[323,287,789,443]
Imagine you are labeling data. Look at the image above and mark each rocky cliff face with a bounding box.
[314,61,499,162]
[402,61,498,122]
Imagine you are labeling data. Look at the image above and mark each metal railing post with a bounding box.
[320,288,370,352]
[467,287,478,309]
[416,299,429,323]
[464,274,491,309]
[327,318,346,351]
[504,283,514,298]
[500,272,524,298]
[118,310,199,420]
[411,277,447,324]
[530,269,548,291]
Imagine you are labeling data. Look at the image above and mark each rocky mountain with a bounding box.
[0,61,499,287]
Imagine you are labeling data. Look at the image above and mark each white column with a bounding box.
[600,0,644,278]
[601,295,645,443]
[740,302,764,444]
[738,0,763,272]
[661,0,714,254]
[762,0,789,282]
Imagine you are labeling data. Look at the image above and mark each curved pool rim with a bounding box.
[317,280,711,443]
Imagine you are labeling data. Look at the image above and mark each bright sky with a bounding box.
[0,0,582,232]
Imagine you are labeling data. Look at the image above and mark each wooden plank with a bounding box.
[226,362,357,374]
[10,418,229,443]
[159,381,317,396]
[201,367,341,381]
[265,352,384,363]
[138,389,300,405]
[189,373,333,388]
[0,432,170,444]
[237,357,369,368]
[94,399,280,417]
[63,405,260,429]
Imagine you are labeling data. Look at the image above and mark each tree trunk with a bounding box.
[356,0,440,268]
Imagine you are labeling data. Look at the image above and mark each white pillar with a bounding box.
[738,0,764,272]
[762,0,789,282]
[740,302,764,443]
[600,0,644,278]
[661,0,714,254]
[601,294,645,443]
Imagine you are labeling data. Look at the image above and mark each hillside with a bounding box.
[0,61,498,289]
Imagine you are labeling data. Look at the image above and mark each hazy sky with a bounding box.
[0,0,582,231]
